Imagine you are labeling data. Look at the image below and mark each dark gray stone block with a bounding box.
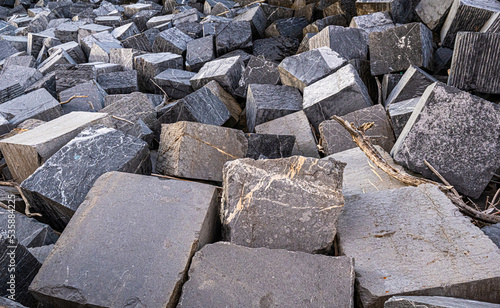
[153,27,193,55]
[369,23,434,76]
[385,65,437,108]
[296,32,315,54]
[385,296,500,308]
[303,64,373,130]
[265,17,308,40]
[234,6,267,38]
[338,185,500,308]
[134,52,183,92]
[77,23,112,41]
[303,14,348,36]
[216,21,253,56]
[355,0,413,23]
[0,296,28,308]
[448,32,500,94]
[246,84,302,132]
[252,35,299,63]
[319,104,395,155]
[124,3,152,18]
[415,0,454,30]
[110,48,144,71]
[27,30,55,58]
[309,25,368,61]
[59,81,107,114]
[482,223,500,248]
[157,121,247,182]
[97,70,138,94]
[0,65,42,104]
[122,32,153,52]
[382,73,403,103]
[279,46,347,91]
[392,82,500,198]
[178,243,355,307]
[440,0,500,48]
[29,171,219,308]
[1,35,28,53]
[236,56,280,97]
[190,55,244,95]
[433,47,453,75]
[260,4,294,27]
[54,21,85,43]
[203,80,242,126]
[111,22,139,41]
[20,125,151,231]
[54,64,95,93]
[245,133,295,159]
[28,244,54,264]
[37,49,77,75]
[80,31,121,59]
[349,11,395,33]
[175,22,203,39]
[221,156,345,253]
[388,97,419,139]
[185,35,215,72]
[154,68,195,99]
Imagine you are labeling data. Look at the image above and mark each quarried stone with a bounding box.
[246,133,295,159]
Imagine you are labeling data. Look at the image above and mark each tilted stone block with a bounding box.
[185,35,215,72]
[190,55,244,95]
[236,55,280,97]
[154,68,195,99]
[96,70,138,94]
[415,0,454,30]
[134,52,183,92]
[385,65,437,107]
[215,21,253,56]
[308,25,368,60]
[59,80,107,114]
[349,11,395,33]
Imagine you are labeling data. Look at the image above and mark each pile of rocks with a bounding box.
[0,0,499,307]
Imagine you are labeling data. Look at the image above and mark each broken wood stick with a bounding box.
[60,95,89,105]
[0,180,42,218]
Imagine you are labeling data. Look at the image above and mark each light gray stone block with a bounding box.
[415,0,454,30]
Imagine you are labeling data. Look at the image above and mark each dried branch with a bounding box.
[0,181,42,218]
[111,115,135,125]
[60,95,89,105]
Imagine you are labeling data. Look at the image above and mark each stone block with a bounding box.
[255,111,319,158]
[349,11,395,33]
[303,15,348,36]
[134,52,183,92]
[233,6,267,38]
[221,156,345,252]
[303,64,373,130]
[154,68,195,99]
[153,27,193,55]
[448,32,500,94]
[252,36,299,63]
[111,22,139,41]
[28,244,54,264]
[392,82,500,198]
[59,81,107,113]
[309,25,368,61]
[110,48,144,70]
[265,17,308,40]
[77,23,112,41]
[433,47,453,75]
[246,133,295,159]
[387,97,419,139]
[156,121,247,182]
[319,104,394,155]
[0,65,42,104]
[37,49,76,75]
[279,46,347,91]
[369,23,434,76]
[88,40,123,63]
[382,73,403,102]
[190,55,244,95]
[355,0,413,23]
[48,41,86,64]
[203,80,242,126]
[385,296,500,308]
[20,125,151,231]
[246,84,302,132]
[0,112,111,182]
[296,32,315,54]
[97,70,138,94]
[337,184,500,308]
[261,4,294,27]
[415,0,454,30]
[385,65,437,107]
[54,64,95,93]
[185,35,215,72]
[124,3,152,18]
[215,21,253,56]
[178,243,355,307]
[1,35,28,53]
[29,171,219,307]
[54,22,85,43]
[236,56,280,97]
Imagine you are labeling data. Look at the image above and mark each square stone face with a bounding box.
[338,185,500,308]
[308,26,368,61]
[392,82,500,198]
[221,156,345,253]
[178,243,355,307]
[29,172,220,308]
[369,23,433,76]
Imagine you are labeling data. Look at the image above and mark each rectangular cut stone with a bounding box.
[96,70,138,94]
[331,146,408,197]
[391,82,500,198]
[253,36,299,62]
[385,65,437,107]
[355,0,413,23]
[20,125,151,231]
[185,35,215,72]
[440,0,500,48]
[157,121,248,182]
[153,68,195,99]
[246,133,295,159]
[0,112,111,182]
[337,185,500,308]
[153,27,193,55]
[216,21,253,56]
[350,11,395,33]
[190,56,244,95]
[303,64,373,130]
[415,0,454,30]
[29,171,219,308]
[221,156,345,253]
[59,81,107,114]
[255,111,319,158]
[308,26,368,60]
[319,105,394,155]
[264,17,309,40]
[448,32,500,94]
[236,55,280,97]
[0,65,42,104]
[385,296,500,308]
[134,52,183,92]
[178,243,355,307]
[369,23,434,76]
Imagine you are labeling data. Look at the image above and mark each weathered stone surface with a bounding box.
[111,22,140,41]
[157,121,247,182]
[21,125,151,231]
[185,35,215,72]
[261,4,294,27]
[388,97,419,139]
[319,104,394,155]
[59,80,107,113]
[221,156,345,253]
[482,223,500,248]
[331,146,407,196]
[0,112,111,182]
[246,133,295,159]
[48,41,86,64]
[124,3,152,18]
[234,6,267,37]
[88,40,122,63]
[37,48,76,75]
[215,21,253,56]
[385,296,500,308]
[77,23,112,41]
[392,82,500,198]
[235,56,279,97]
[246,84,302,132]
[0,89,62,127]
[134,52,183,92]
[97,70,138,94]
[370,23,434,76]
[355,0,413,23]
[415,0,454,30]
[29,171,219,308]
[296,32,315,54]
[308,25,368,61]
[54,21,85,43]
[265,17,308,40]
[1,36,28,53]
[385,65,437,107]
[190,55,244,95]
[255,111,319,158]
[303,64,372,130]
[0,296,29,308]
[349,11,395,33]
[440,0,500,48]
[0,65,42,103]
[482,11,500,32]
[80,31,121,59]
[110,48,144,70]
[338,184,500,308]
[279,46,347,91]
[252,35,299,62]
[448,32,500,94]
[203,80,242,126]
[178,243,355,307]
[154,68,195,99]
[153,27,193,55]
[28,244,54,264]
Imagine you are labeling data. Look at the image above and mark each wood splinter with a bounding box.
[60,95,89,105]
[0,180,42,218]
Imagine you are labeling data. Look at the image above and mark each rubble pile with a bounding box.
[0,0,498,307]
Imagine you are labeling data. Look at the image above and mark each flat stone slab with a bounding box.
[391,82,500,198]
[319,104,395,155]
[308,25,368,61]
[157,121,247,182]
[29,171,220,308]
[338,184,500,308]
[246,133,295,159]
[221,156,345,253]
[255,111,319,158]
[0,111,111,182]
[178,243,355,307]
[384,65,437,108]
[385,296,500,308]
[20,125,151,231]
[190,55,244,95]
